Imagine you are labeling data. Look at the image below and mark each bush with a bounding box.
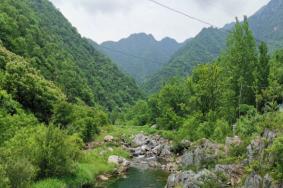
[212,119,232,142]
[5,158,36,188]
[52,102,108,142]
[0,164,10,188]
[1,125,82,185]
[268,135,283,180]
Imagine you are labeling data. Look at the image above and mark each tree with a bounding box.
[225,17,258,106]
[254,42,270,111]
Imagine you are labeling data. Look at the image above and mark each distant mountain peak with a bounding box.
[97,33,184,83]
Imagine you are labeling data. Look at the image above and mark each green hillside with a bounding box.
[143,28,227,93]
[0,0,142,110]
[144,0,283,93]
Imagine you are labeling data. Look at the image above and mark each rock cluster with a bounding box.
[244,172,283,188]
[108,155,130,174]
[181,139,224,168]
[129,133,176,172]
[166,169,219,188]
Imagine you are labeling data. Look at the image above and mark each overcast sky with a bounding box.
[49,0,270,43]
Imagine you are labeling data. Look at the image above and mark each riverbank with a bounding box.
[32,125,162,188]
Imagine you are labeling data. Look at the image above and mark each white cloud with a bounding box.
[49,0,270,43]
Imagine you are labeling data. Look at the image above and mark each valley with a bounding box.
[0,0,283,188]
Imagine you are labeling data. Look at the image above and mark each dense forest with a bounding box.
[0,0,283,187]
[0,0,142,110]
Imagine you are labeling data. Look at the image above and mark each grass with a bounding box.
[32,124,151,187]
[32,179,66,188]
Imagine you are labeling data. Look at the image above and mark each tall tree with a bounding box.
[225,17,258,107]
[254,42,270,111]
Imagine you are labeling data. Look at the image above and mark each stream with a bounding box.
[97,167,169,188]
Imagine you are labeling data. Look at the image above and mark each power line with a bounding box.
[98,0,264,67]
[147,0,214,27]
[147,0,263,43]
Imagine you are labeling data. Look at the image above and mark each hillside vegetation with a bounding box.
[0,0,142,110]
[144,0,283,93]
[123,19,283,185]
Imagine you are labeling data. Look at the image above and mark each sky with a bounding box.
[49,0,271,43]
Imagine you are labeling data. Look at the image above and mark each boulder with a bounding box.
[263,129,276,145]
[132,133,148,147]
[108,155,121,165]
[263,174,273,188]
[160,145,172,158]
[244,172,262,188]
[97,175,109,181]
[104,135,114,142]
[247,137,265,163]
[225,136,242,146]
[214,164,244,186]
[166,169,219,188]
[108,155,129,167]
[181,139,224,167]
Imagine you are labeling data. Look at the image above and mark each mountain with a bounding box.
[96,33,184,84]
[143,28,227,93]
[248,0,283,50]
[144,0,283,93]
[0,0,142,110]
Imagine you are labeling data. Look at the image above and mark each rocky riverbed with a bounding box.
[104,130,283,188]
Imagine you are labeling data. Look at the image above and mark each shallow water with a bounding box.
[98,167,168,188]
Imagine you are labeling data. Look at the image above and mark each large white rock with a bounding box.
[104,135,114,142]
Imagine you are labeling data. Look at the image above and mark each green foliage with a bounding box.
[0,46,66,122]
[124,100,151,126]
[0,90,39,145]
[52,102,109,142]
[0,0,141,110]
[268,135,283,180]
[144,0,283,93]
[144,28,227,93]
[32,179,66,188]
[0,164,10,188]
[0,126,82,187]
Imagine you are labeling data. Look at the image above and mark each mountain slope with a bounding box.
[0,0,142,110]
[248,0,283,50]
[97,33,183,84]
[143,28,227,93]
[144,0,283,93]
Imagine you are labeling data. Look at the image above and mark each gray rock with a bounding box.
[263,129,276,145]
[263,174,273,188]
[166,169,219,188]
[244,172,262,188]
[132,133,148,146]
[225,136,242,146]
[181,151,194,166]
[214,164,243,186]
[181,139,224,167]
[108,155,130,167]
[247,137,265,163]
[160,145,172,158]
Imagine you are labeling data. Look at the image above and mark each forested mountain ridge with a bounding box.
[143,28,227,93]
[248,0,283,50]
[0,0,142,110]
[96,33,184,84]
[144,0,283,93]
